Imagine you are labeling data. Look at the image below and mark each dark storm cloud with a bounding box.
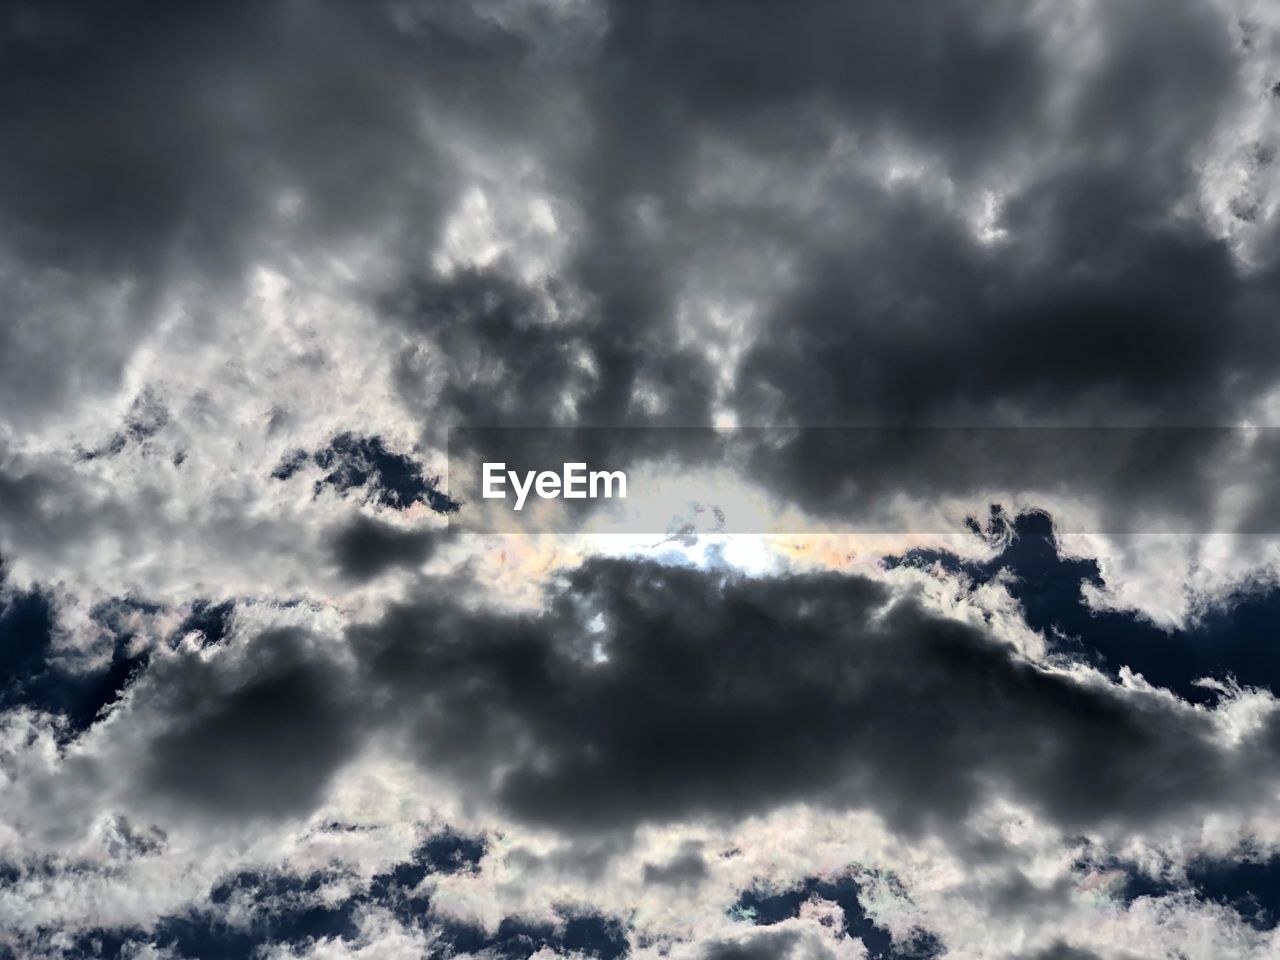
[4,1,1279,955]
[127,557,1280,838]
[590,0,1051,188]
[328,514,438,582]
[0,0,1274,434]
[730,171,1278,427]
[0,1,470,277]
[0,0,541,423]
[2,0,1276,525]
[381,0,1048,436]
[379,0,1055,441]
[588,0,1275,431]
[134,628,361,821]
[366,0,1280,533]
[700,930,803,960]
[1016,948,1116,960]
[352,559,1277,836]
[643,844,710,888]
[386,264,718,440]
[384,0,1274,434]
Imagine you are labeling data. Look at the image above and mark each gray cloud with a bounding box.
[3,0,1275,438]
[328,514,439,582]
[700,930,803,960]
[643,843,710,888]
[5,0,1280,956]
[101,559,1280,844]
[133,628,361,822]
[350,559,1279,837]
[0,0,522,426]
[3,0,1278,518]
[1017,947,1125,960]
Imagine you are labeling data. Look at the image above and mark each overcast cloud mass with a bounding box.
[5,1,1280,957]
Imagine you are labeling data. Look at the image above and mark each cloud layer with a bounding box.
[5,0,1280,957]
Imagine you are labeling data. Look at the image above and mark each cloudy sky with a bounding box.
[4,1,1280,958]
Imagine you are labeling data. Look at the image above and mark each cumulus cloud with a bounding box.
[5,0,1280,957]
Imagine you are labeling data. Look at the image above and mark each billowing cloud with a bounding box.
[5,0,1280,957]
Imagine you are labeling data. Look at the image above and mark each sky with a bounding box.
[3,1,1280,958]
